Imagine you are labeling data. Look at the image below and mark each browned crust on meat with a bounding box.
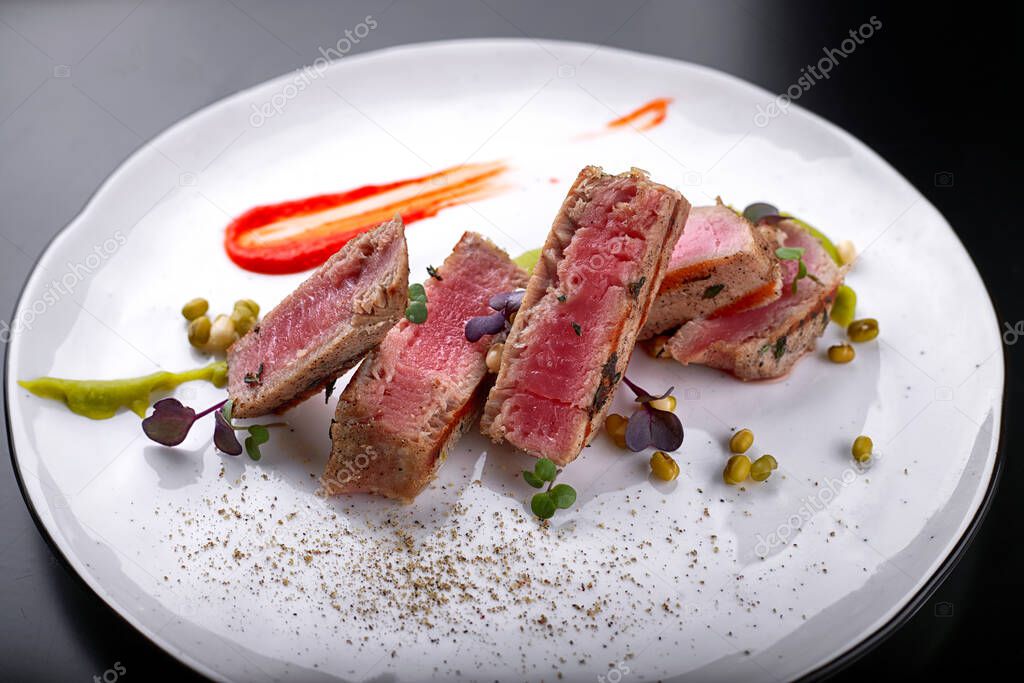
[322,374,492,502]
[322,232,527,501]
[639,211,781,339]
[229,218,409,418]
[481,166,690,464]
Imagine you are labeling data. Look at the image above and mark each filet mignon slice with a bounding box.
[481,166,690,466]
[667,220,845,380]
[227,217,408,417]
[322,231,527,501]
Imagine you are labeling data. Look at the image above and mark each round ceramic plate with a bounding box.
[5,40,1003,682]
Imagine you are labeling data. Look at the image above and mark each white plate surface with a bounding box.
[5,40,1003,682]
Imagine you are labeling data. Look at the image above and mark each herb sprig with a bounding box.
[143,397,283,460]
[775,246,822,294]
[405,283,428,324]
[522,458,576,520]
[620,377,684,452]
[465,289,524,342]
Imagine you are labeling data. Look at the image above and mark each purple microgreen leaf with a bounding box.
[465,311,507,342]
[621,376,673,404]
[489,289,525,319]
[742,202,780,224]
[213,410,243,455]
[142,398,197,446]
[624,405,684,452]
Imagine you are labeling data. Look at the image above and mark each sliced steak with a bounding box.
[228,217,408,417]
[667,220,845,380]
[481,166,690,465]
[640,203,782,338]
[323,232,528,501]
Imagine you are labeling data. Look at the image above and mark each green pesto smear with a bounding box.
[18,361,228,420]
[513,248,541,272]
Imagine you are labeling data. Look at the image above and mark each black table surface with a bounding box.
[1,1,1020,680]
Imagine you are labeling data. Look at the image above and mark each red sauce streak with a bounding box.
[606,97,673,132]
[225,161,508,274]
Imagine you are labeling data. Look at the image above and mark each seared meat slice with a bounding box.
[228,217,408,417]
[481,166,690,465]
[322,232,528,501]
[667,220,845,380]
[640,203,782,339]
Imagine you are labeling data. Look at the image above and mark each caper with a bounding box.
[729,428,754,454]
[650,451,680,481]
[207,314,237,351]
[604,413,628,449]
[181,298,209,321]
[405,300,427,324]
[852,435,873,463]
[236,299,260,317]
[644,334,671,359]
[648,395,676,412]
[750,454,778,482]
[723,454,751,485]
[847,318,879,343]
[830,285,857,327]
[231,303,257,335]
[828,343,855,363]
[187,315,211,347]
[485,342,504,373]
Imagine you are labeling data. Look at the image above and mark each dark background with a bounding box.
[0,1,1019,680]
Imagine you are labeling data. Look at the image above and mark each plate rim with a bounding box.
[1,37,1007,682]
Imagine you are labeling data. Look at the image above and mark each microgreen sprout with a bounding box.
[405,283,428,324]
[426,265,442,281]
[465,289,524,342]
[522,458,576,520]
[142,397,283,460]
[774,246,821,293]
[619,377,684,452]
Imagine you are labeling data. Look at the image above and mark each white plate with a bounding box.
[4,40,1003,682]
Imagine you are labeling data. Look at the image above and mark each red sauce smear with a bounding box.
[606,97,673,132]
[225,161,508,274]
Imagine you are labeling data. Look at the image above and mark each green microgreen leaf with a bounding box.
[244,435,262,461]
[549,484,577,509]
[248,424,270,444]
[405,300,427,324]
[408,282,427,303]
[571,322,582,336]
[531,492,556,520]
[523,470,544,488]
[534,458,557,482]
[775,246,805,261]
[426,265,442,281]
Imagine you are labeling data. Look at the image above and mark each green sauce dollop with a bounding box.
[18,361,228,420]
[513,248,541,272]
